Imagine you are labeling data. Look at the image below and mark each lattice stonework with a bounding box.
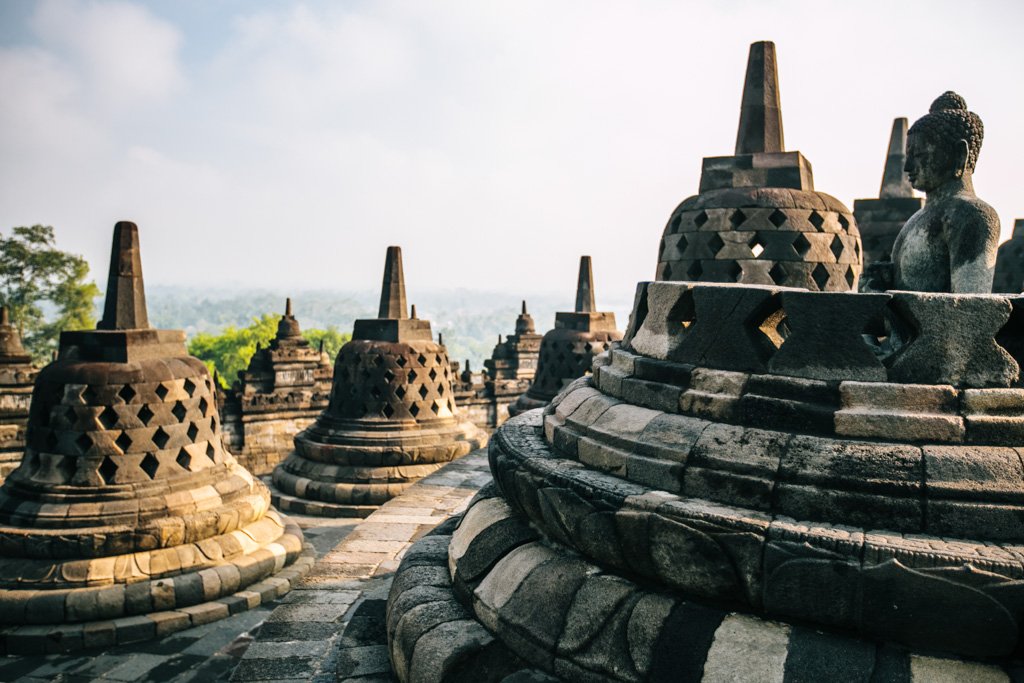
[327,341,456,422]
[656,192,862,291]
[531,332,619,397]
[20,374,227,487]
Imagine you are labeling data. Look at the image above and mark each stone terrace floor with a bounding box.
[0,451,492,683]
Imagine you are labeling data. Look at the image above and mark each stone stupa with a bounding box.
[994,219,1024,293]
[0,222,309,654]
[271,246,487,517]
[853,117,925,268]
[656,41,862,291]
[384,48,1024,681]
[508,256,622,416]
[484,301,542,383]
[0,306,37,484]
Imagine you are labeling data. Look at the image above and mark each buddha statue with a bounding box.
[869,91,1000,293]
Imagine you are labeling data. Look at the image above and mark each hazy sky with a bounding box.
[1,0,1022,306]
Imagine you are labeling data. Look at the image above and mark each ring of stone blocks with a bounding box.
[271,466,442,506]
[549,374,1024,540]
[0,535,316,655]
[657,189,861,291]
[328,341,458,422]
[385,488,1012,682]
[270,490,379,519]
[594,346,1024,448]
[623,281,1024,389]
[293,419,486,466]
[529,331,620,400]
[489,411,1024,660]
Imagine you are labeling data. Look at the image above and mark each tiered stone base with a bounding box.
[272,418,486,517]
[0,510,313,654]
[385,411,1022,681]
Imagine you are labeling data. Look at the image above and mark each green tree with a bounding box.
[188,314,349,388]
[0,225,101,363]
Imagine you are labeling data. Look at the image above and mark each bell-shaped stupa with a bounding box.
[508,256,622,415]
[0,306,37,483]
[271,247,487,517]
[0,222,308,654]
[853,118,925,268]
[656,41,862,290]
[994,219,1024,293]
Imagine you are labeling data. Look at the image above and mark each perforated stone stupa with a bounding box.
[484,301,542,383]
[219,298,332,475]
[508,256,622,416]
[384,69,1024,681]
[0,222,309,655]
[0,306,37,484]
[994,219,1024,293]
[271,246,487,517]
[656,41,862,291]
[853,118,925,268]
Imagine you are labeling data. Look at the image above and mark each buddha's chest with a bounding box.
[894,210,949,291]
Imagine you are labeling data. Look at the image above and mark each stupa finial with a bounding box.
[735,41,784,155]
[98,221,149,330]
[378,246,408,319]
[0,306,8,326]
[880,117,914,198]
[522,300,527,314]
[285,297,292,316]
[575,256,595,313]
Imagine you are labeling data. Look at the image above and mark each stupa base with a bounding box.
[269,486,379,519]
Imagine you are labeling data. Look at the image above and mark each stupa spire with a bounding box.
[98,221,149,330]
[378,246,408,319]
[879,117,914,198]
[575,256,595,313]
[735,41,785,154]
[522,300,527,314]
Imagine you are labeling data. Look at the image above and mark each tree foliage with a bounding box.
[0,225,101,363]
[188,314,349,388]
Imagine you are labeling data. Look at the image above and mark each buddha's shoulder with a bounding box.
[943,193,1000,225]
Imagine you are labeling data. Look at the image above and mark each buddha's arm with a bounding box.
[948,203,1000,294]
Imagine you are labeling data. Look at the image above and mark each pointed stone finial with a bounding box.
[465,359,471,370]
[879,118,914,198]
[522,300,527,314]
[498,334,503,344]
[410,304,418,320]
[735,41,784,155]
[378,246,408,319]
[285,297,292,316]
[0,306,8,326]
[98,221,149,330]
[1015,219,1024,239]
[319,339,324,353]
[438,332,444,345]
[575,256,595,313]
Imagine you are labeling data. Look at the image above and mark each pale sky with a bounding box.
[1,0,1022,305]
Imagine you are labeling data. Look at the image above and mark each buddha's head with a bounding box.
[905,91,984,193]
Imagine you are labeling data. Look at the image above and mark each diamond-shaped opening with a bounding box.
[729,209,747,228]
[152,426,170,449]
[417,354,427,365]
[98,406,119,430]
[115,431,132,453]
[838,214,850,231]
[748,233,766,258]
[206,442,217,461]
[183,378,196,397]
[99,456,118,484]
[382,403,395,418]
[830,235,844,262]
[409,404,420,417]
[428,368,438,381]
[383,370,395,383]
[176,448,192,471]
[395,386,407,399]
[395,355,407,367]
[118,385,137,403]
[845,266,856,289]
[660,262,672,279]
[76,432,93,455]
[694,210,709,228]
[769,262,788,285]
[63,405,78,427]
[140,453,160,479]
[584,342,593,352]
[792,233,812,258]
[155,383,169,400]
[171,401,187,422]
[199,397,209,416]
[768,209,787,228]
[371,354,383,367]
[678,234,689,255]
[418,384,429,399]
[808,210,825,231]
[187,422,199,441]
[669,214,682,233]
[138,404,155,425]
[812,263,831,290]
[82,385,98,404]
[438,384,445,396]
[686,260,703,280]
[431,401,441,415]
[211,415,218,430]
[759,308,789,348]
[408,369,418,382]
[706,233,725,257]
[727,261,742,282]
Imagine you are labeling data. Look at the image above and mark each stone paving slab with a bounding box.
[231,450,493,683]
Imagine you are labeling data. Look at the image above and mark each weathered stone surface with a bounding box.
[672,285,781,372]
[0,306,36,484]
